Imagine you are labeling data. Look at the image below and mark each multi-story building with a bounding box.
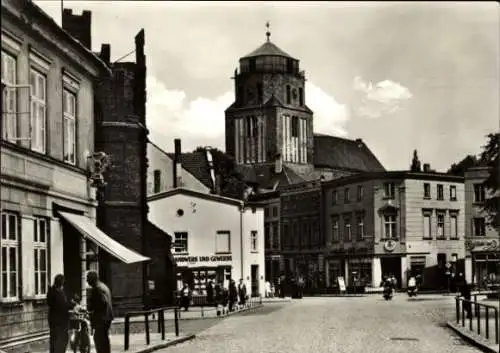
[148,188,266,297]
[464,166,500,288]
[0,1,150,344]
[280,180,323,291]
[322,171,465,290]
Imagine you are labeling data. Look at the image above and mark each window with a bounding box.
[423,183,431,199]
[357,215,364,240]
[344,217,351,241]
[250,231,258,252]
[436,214,445,239]
[271,223,279,249]
[245,116,257,137]
[437,184,444,200]
[450,214,458,239]
[332,190,338,205]
[265,224,271,249]
[147,172,154,194]
[357,185,364,201]
[2,51,17,141]
[215,230,231,253]
[272,207,278,217]
[286,85,291,104]
[473,218,486,237]
[264,208,269,218]
[450,185,457,201]
[33,217,48,297]
[153,170,161,193]
[344,188,350,203]
[63,89,76,164]
[298,87,303,106]
[437,253,446,270]
[257,82,263,103]
[30,69,46,153]
[1,212,19,300]
[384,182,395,199]
[291,116,299,137]
[331,217,339,242]
[173,232,188,253]
[384,215,397,239]
[474,184,485,203]
[423,213,432,239]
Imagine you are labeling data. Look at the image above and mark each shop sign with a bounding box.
[466,239,498,252]
[173,255,232,263]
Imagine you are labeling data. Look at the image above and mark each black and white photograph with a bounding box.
[0,1,498,352]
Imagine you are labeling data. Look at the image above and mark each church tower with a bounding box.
[225,24,314,174]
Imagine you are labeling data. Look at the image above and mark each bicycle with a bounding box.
[68,309,91,353]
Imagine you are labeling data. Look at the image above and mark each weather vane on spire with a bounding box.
[266,21,271,42]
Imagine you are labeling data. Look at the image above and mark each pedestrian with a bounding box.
[180,283,192,311]
[238,279,247,306]
[228,280,238,311]
[206,279,214,306]
[87,271,114,353]
[459,276,472,319]
[47,274,70,353]
[265,281,271,298]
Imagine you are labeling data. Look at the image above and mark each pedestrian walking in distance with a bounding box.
[47,274,70,353]
[206,279,214,307]
[228,279,238,312]
[87,271,114,353]
[180,283,192,311]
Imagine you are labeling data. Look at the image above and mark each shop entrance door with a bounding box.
[251,265,259,297]
[62,222,82,300]
[380,257,402,288]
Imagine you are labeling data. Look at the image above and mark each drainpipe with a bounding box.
[240,202,244,281]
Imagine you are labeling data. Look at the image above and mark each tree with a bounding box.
[410,149,421,172]
[480,133,499,229]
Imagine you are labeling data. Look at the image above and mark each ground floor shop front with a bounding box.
[469,251,500,289]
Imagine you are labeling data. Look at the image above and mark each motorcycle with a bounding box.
[383,286,393,300]
[407,286,418,298]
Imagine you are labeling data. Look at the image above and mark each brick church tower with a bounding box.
[225,26,314,176]
[93,31,149,314]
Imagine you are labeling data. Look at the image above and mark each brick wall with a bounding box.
[62,9,92,49]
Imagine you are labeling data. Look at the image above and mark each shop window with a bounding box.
[33,217,49,297]
[215,230,230,253]
[173,232,188,253]
[1,212,20,301]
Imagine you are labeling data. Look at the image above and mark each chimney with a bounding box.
[274,153,283,174]
[423,163,430,173]
[99,44,110,64]
[62,9,92,50]
[173,139,182,188]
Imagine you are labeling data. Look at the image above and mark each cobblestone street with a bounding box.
[161,295,482,353]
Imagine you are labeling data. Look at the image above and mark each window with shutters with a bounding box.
[30,69,46,153]
[1,51,18,141]
[1,212,20,301]
[33,217,49,297]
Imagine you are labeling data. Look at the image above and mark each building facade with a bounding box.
[148,188,266,297]
[322,172,465,290]
[0,1,149,344]
[464,166,500,288]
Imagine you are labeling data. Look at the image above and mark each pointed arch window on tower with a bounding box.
[286,85,291,104]
[291,116,299,137]
[299,87,304,106]
[245,116,258,138]
[257,82,263,104]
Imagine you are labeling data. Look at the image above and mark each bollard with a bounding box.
[145,313,150,345]
[495,308,499,344]
[455,297,459,324]
[477,303,481,336]
[160,310,165,341]
[124,315,130,351]
[485,307,489,340]
[174,307,180,337]
[462,300,465,327]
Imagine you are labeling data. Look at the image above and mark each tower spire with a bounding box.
[266,21,270,42]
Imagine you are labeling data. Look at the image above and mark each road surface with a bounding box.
[161,294,482,353]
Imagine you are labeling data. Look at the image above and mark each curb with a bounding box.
[176,303,265,321]
[446,322,499,353]
[132,334,196,353]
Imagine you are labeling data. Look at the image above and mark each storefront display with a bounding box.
[348,258,372,287]
[176,266,231,293]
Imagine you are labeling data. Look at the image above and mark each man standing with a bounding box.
[206,279,214,306]
[87,271,113,353]
[238,279,247,306]
[47,274,70,353]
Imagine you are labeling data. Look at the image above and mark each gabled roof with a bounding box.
[313,134,385,172]
[242,41,295,59]
[166,151,213,190]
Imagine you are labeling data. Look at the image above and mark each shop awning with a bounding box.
[59,212,150,264]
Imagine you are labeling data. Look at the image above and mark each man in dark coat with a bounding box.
[87,271,113,353]
[206,280,214,306]
[47,274,70,353]
[238,279,247,305]
[459,275,473,319]
[228,280,238,312]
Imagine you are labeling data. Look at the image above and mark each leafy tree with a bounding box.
[447,155,478,176]
[480,133,499,229]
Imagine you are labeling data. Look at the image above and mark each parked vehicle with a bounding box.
[68,309,91,353]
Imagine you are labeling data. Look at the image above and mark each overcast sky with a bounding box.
[37,1,499,171]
